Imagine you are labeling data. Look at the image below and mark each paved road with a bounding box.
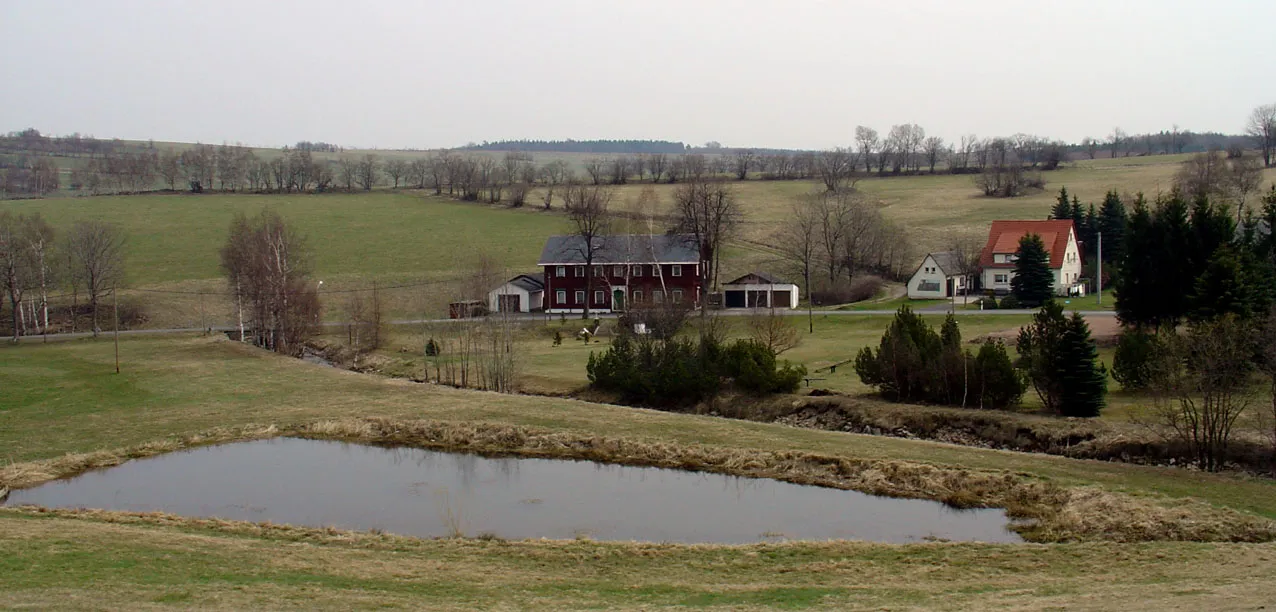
[13,307,1115,343]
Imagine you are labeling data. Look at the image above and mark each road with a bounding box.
[10,308,1115,343]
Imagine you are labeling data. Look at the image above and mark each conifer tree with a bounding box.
[1081,203,1099,261]
[1016,301,1069,414]
[1050,187,1072,220]
[1151,191,1193,325]
[1097,190,1127,265]
[1057,312,1107,417]
[1011,233,1054,306]
[1188,246,1251,322]
[1115,197,1157,328]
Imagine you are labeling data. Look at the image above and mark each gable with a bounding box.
[979,220,1074,269]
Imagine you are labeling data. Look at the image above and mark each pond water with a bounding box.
[4,438,1022,544]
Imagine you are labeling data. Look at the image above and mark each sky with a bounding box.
[3,0,1275,150]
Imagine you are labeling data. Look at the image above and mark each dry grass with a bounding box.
[5,417,1274,543]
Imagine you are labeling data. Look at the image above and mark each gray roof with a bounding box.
[724,271,790,285]
[538,234,701,265]
[927,251,963,276]
[508,274,544,292]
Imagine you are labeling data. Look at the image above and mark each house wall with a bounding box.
[980,230,1084,296]
[542,263,701,313]
[488,284,535,312]
[907,255,966,299]
[722,283,800,309]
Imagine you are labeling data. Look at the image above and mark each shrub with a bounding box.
[552,330,563,346]
[722,340,806,394]
[856,307,1025,410]
[812,276,883,306]
[977,296,999,310]
[425,337,440,356]
[1111,328,1161,390]
[998,294,1021,309]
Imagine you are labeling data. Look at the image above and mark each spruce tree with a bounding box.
[1151,192,1193,325]
[1081,203,1099,261]
[1016,301,1069,413]
[1097,190,1127,265]
[1050,187,1072,220]
[1187,246,1251,322]
[1115,196,1157,327]
[1011,233,1054,307]
[1057,312,1107,417]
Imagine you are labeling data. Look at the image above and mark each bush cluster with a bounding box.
[854,307,1025,409]
[587,335,805,406]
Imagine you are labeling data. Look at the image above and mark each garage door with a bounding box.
[497,294,521,313]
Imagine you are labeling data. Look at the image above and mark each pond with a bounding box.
[4,438,1022,544]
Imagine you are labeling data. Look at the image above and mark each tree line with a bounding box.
[0,213,126,341]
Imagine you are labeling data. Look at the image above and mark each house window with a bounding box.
[632,265,643,277]
[556,266,566,277]
[632,290,643,303]
[613,266,624,277]
[652,264,661,276]
[994,274,1008,284]
[556,290,566,305]
[574,290,585,304]
[653,290,664,304]
[593,266,604,277]
[672,289,684,303]
[594,290,605,305]
[575,266,585,277]
[671,265,682,277]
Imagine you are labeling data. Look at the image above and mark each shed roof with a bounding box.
[723,272,793,286]
[979,220,1075,269]
[538,234,700,265]
[507,274,544,292]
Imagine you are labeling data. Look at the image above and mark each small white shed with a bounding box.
[722,272,800,309]
[907,252,967,299]
[487,274,545,313]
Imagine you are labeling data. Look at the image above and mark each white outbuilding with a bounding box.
[487,274,545,313]
[907,252,968,299]
[722,272,800,309]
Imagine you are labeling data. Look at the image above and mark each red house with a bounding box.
[538,234,703,314]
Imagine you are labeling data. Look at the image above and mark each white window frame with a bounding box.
[632,265,643,277]
[652,264,661,276]
[672,289,684,303]
[671,264,682,277]
[594,290,605,305]
[593,266,604,277]
[556,266,566,278]
[632,290,643,303]
[556,290,566,305]
[994,273,1008,284]
[613,265,624,277]
[575,266,585,277]
[574,290,585,304]
[653,290,664,304]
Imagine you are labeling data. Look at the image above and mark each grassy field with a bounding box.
[3,335,1276,608]
[6,154,1265,328]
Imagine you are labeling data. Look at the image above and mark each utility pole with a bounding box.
[113,284,120,374]
[1097,232,1103,306]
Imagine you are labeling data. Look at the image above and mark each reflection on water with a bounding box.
[4,438,1022,544]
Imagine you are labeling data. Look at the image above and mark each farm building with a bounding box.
[721,273,800,309]
[979,220,1084,296]
[487,274,545,313]
[538,234,703,314]
[906,252,968,299]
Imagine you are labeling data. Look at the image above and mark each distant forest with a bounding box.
[458,139,687,154]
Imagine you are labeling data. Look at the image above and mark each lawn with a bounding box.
[3,335,1276,609]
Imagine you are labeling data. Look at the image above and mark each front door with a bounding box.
[612,288,626,311]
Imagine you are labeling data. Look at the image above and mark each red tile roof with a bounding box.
[979,220,1075,269]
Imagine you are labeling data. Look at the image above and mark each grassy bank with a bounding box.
[5,335,1276,608]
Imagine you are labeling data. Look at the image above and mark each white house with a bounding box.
[979,220,1084,296]
[907,251,968,299]
[487,274,545,313]
[722,272,800,309]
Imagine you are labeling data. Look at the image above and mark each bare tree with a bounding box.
[1149,316,1254,472]
[813,147,859,192]
[774,198,819,332]
[219,211,320,355]
[1246,103,1276,167]
[923,136,945,173]
[157,150,182,190]
[1108,128,1128,159]
[608,156,632,185]
[647,153,668,184]
[732,149,755,180]
[0,212,34,341]
[383,158,408,188]
[583,158,607,185]
[562,184,614,318]
[1081,137,1098,160]
[22,214,54,335]
[854,126,879,173]
[671,179,740,323]
[356,154,379,190]
[68,220,125,337]
[746,308,801,355]
[337,157,358,190]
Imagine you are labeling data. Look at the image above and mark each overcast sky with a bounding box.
[3,0,1274,150]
